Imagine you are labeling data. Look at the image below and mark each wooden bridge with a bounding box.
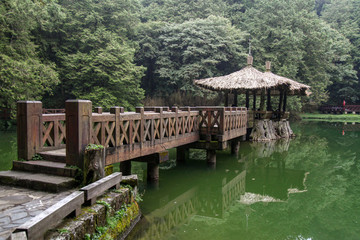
[320,105,360,114]
[15,100,247,184]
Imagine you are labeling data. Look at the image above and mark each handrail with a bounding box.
[17,101,248,162]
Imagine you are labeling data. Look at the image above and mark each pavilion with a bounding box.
[194,56,311,141]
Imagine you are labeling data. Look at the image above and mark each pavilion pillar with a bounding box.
[278,90,284,114]
[253,90,257,110]
[267,89,272,111]
[234,91,238,107]
[225,92,229,107]
[246,90,250,109]
[283,91,287,112]
[260,89,266,111]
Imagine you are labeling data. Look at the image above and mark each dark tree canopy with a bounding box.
[1,0,360,112]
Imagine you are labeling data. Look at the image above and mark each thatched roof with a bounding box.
[194,56,282,93]
[194,57,311,96]
[263,61,311,96]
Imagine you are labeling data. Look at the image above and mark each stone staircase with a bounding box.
[0,149,78,193]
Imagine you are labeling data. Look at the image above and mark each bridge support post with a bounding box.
[17,101,43,160]
[65,100,92,168]
[176,146,189,164]
[120,161,132,176]
[147,160,159,183]
[206,150,216,167]
[231,138,240,156]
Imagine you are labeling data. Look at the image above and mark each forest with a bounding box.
[1,0,359,112]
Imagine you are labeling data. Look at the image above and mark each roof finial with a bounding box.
[248,37,252,56]
[266,61,271,72]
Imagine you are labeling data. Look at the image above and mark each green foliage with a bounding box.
[35,0,145,110]
[140,0,228,23]
[321,0,360,104]
[88,202,139,240]
[1,0,360,111]
[238,0,356,107]
[56,228,69,234]
[31,154,43,161]
[96,200,112,211]
[301,113,360,122]
[0,0,59,112]
[85,144,104,151]
[136,16,247,97]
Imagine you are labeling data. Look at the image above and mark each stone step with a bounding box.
[38,149,66,163]
[13,160,77,178]
[0,171,77,193]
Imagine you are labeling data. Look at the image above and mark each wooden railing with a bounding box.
[42,114,66,149]
[197,107,247,142]
[91,107,200,164]
[17,101,247,166]
[42,108,65,114]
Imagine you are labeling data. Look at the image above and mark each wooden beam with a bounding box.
[80,172,122,205]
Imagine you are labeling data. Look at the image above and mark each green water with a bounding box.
[128,122,360,240]
[0,131,16,171]
[1,122,360,239]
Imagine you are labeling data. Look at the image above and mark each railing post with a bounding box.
[65,100,92,168]
[17,101,43,160]
[219,107,225,135]
[172,106,178,137]
[110,107,121,147]
[95,107,102,114]
[136,107,144,145]
[155,107,163,142]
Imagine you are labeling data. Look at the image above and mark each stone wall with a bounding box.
[46,179,140,240]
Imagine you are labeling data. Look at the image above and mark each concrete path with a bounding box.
[0,185,73,240]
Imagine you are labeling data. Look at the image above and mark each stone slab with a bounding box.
[0,171,77,192]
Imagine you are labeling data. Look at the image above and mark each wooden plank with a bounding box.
[80,172,122,204]
[15,191,84,240]
[42,114,65,121]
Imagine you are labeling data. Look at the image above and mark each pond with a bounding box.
[127,121,360,240]
[0,131,16,171]
[1,121,360,239]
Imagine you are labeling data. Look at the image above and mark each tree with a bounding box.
[238,0,355,107]
[321,0,360,104]
[140,0,228,23]
[136,16,247,97]
[0,0,59,112]
[36,0,145,110]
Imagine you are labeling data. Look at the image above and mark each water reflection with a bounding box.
[128,138,307,240]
